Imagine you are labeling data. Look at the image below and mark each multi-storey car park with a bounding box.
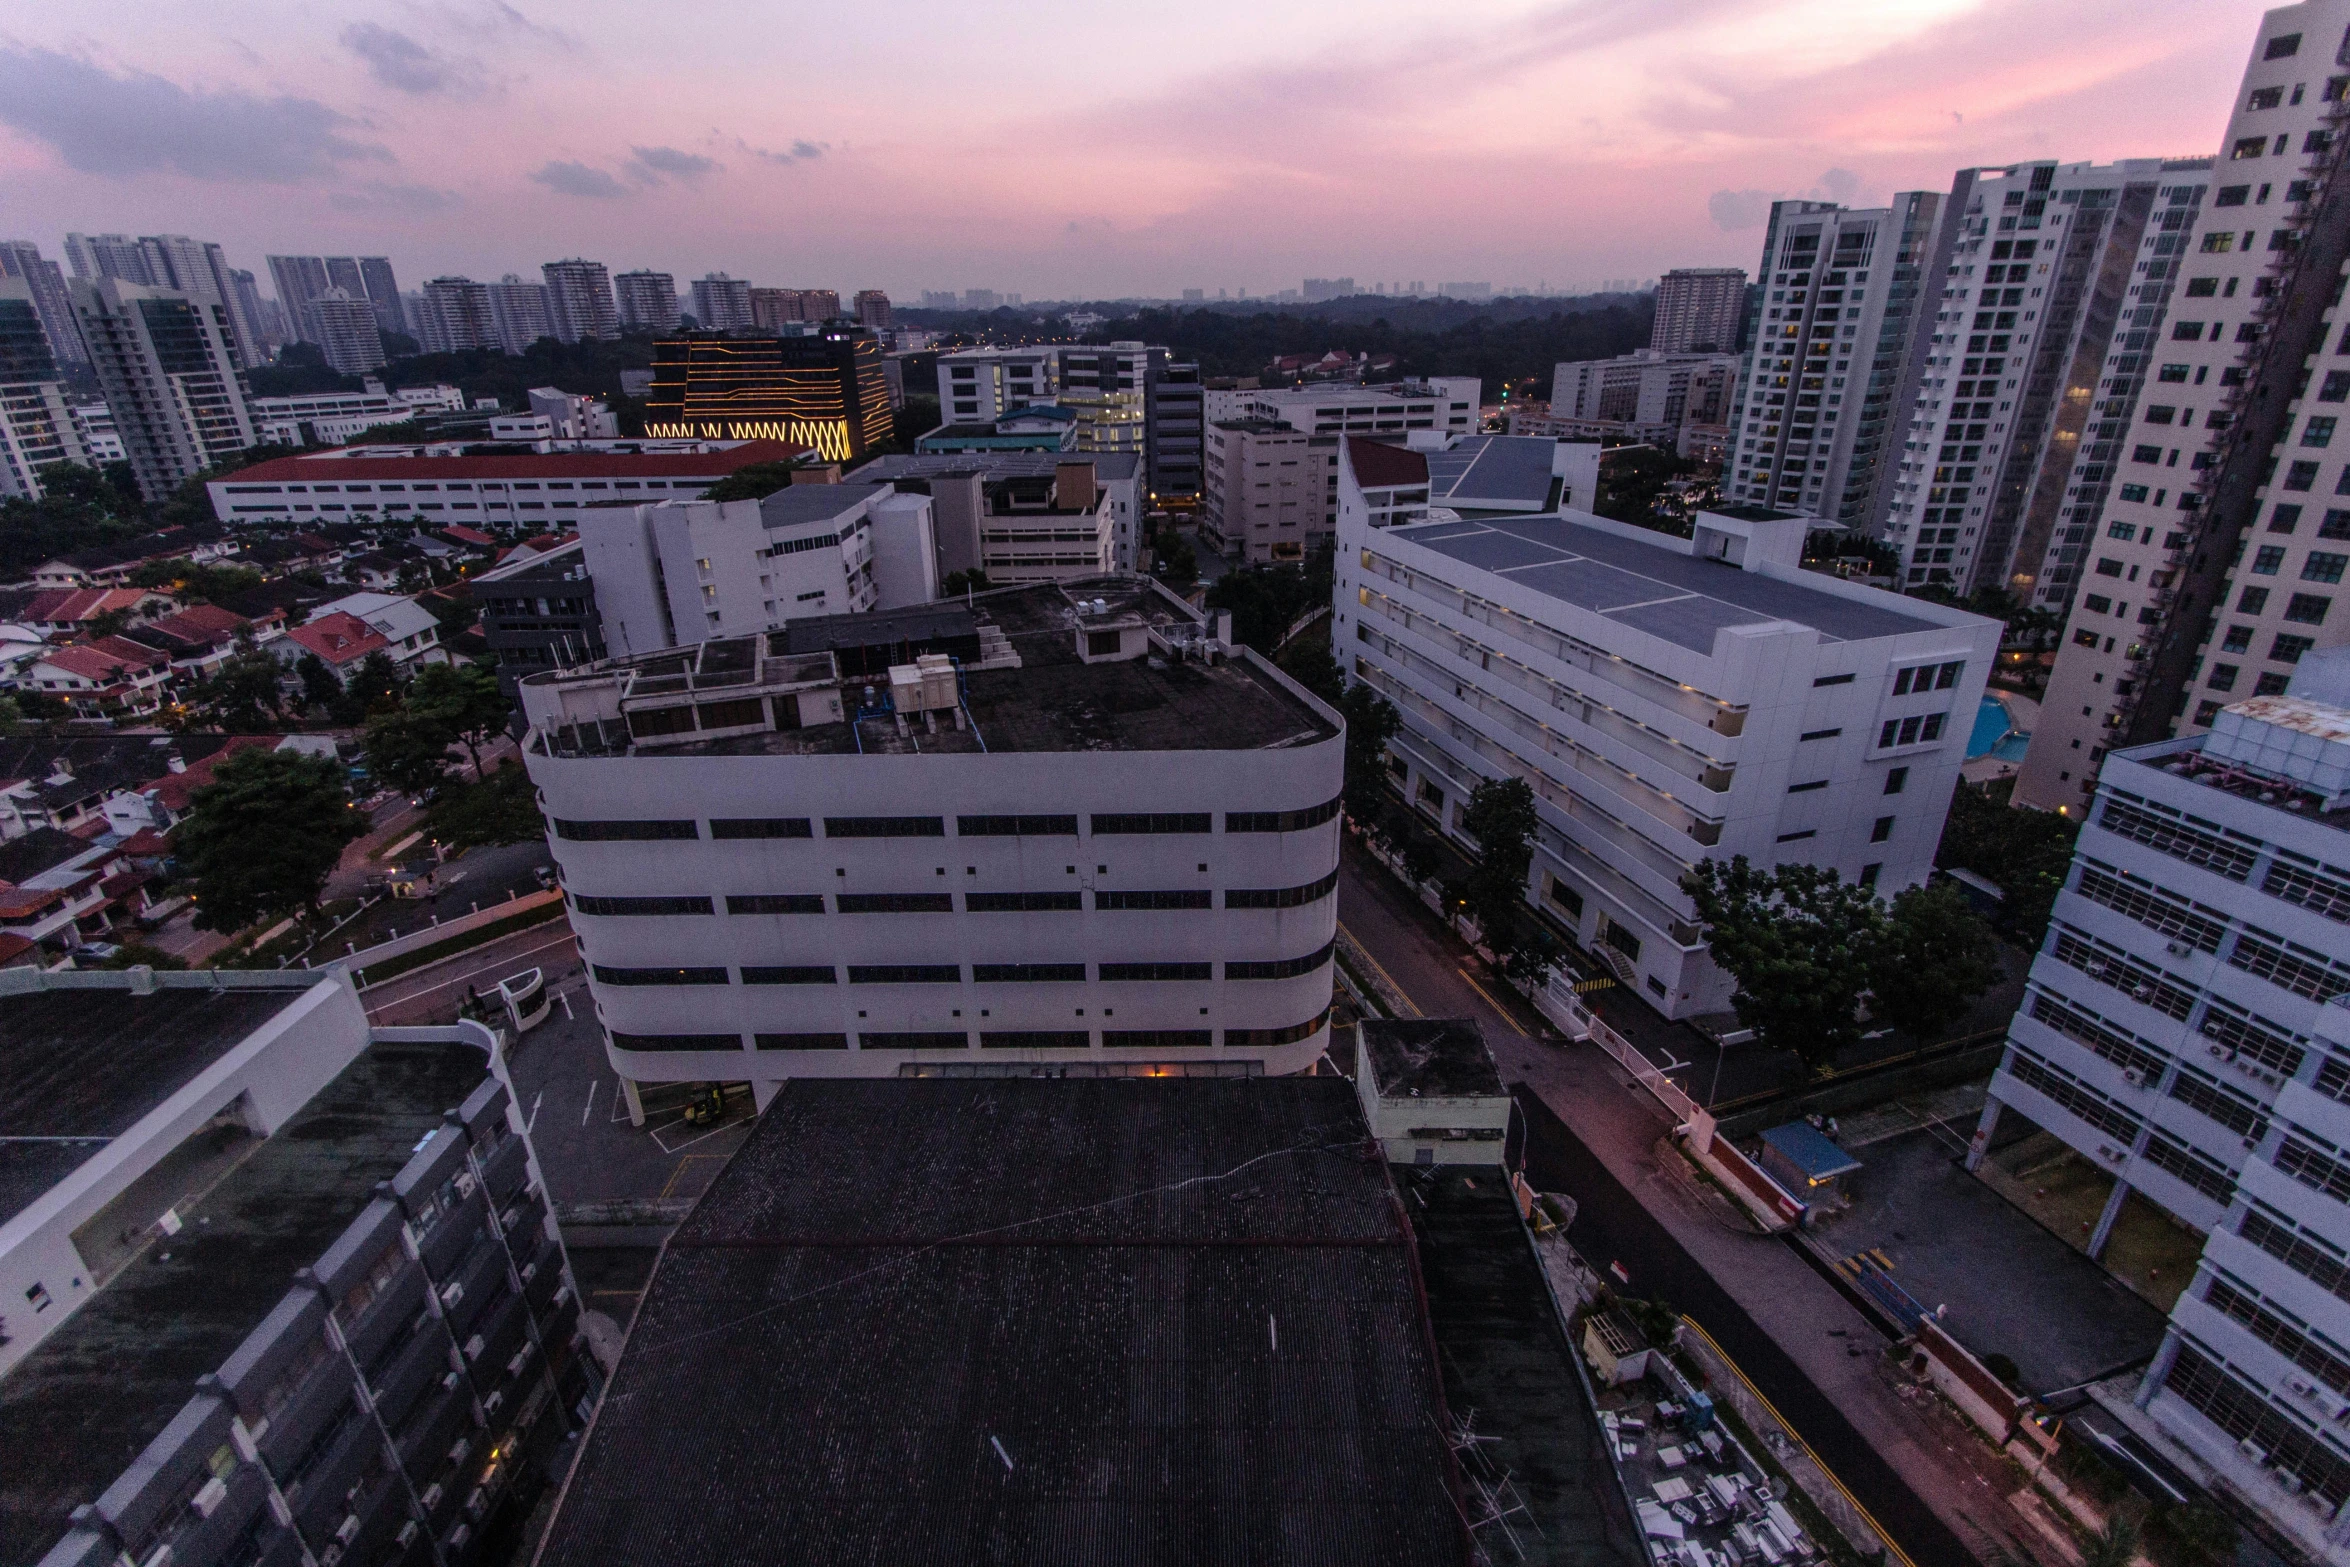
[1331,455,1999,1019]
[2018,0,2350,814]
[518,578,1342,1114]
[1971,649,2350,1560]
[0,969,589,1567]
[1877,159,2215,601]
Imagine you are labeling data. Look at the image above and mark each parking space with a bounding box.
[1805,1120,2169,1395]
[499,984,754,1211]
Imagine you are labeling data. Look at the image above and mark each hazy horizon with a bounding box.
[0,0,2277,302]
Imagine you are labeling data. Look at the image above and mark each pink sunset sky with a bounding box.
[0,0,2285,301]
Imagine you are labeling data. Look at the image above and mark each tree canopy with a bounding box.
[1458,777,1560,984]
[176,750,369,932]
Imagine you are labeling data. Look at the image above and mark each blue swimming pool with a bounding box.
[1966,694,2030,762]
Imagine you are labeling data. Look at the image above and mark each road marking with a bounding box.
[581,1080,598,1126]
[525,1089,542,1134]
[1457,967,1526,1034]
[1336,922,1422,1017]
[558,989,575,1021]
[362,930,579,1011]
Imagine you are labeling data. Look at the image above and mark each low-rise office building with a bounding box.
[205,437,802,525]
[1333,500,1998,1017]
[518,578,1343,1109]
[914,404,1078,453]
[854,450,1144,574]
[581,482,934,655]
[1971,649,2350,1560]
[1149,358,1205,500]
[1355,1018,1511,1166]
[0,968,589,1567]
[1202,419,1339,563]
[1246,378,1480,440]
[473,537,605,697]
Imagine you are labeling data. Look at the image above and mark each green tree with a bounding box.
[1459,776,1560,984]
[364,705,459,797]
[941,568,993,596]
[2076,1514,2140,1567]
[175,750,369,932]
[1935,778,2078,945]
[1863,881,2004,1040]
[406,661,508,776]
[425,759,545,849]
[1683,857,1884,1070]
[295,653,343,714]
[704,462,804,502]
[1154,530,1198,589]
[201,647,288,730]
[1340,682,1401,826]
[1275,635,1342,704]
[331,652,403,726]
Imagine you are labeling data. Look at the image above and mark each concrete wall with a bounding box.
[0,974,368,1376]
[528,659,1344,1084]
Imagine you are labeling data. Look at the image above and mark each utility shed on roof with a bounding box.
[534,1077,1470,1567]
[1354,1018,1510,1166]
[1756,1121,1862,1196]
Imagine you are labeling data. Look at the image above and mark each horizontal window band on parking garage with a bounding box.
[1095,889,1214,910]
[555,818,699,841]
[1091,812,1212,834]
[1225,797,1342,833]
[1225,1007,1333,1049]
[965,891,1083,912]
[570,894,713,916]
[981,1031,1090,1049]
[755,1033,848,1049]
[973,962,1087,982]
[836,893,955,914]
[861,1032,972,1051]
[610,1032,742,1051]
[823,815,945,838]
[1225,941,1335,980]
[1102,1030,1213,1049]
[726,895,826,914]
[956,814,1077,837]
[711,817,812,839]
[847,964,962,984]
[1225,869,1339,910]
[593,965,729,986]
[1099,962,1213,982]
[742,966,837,985]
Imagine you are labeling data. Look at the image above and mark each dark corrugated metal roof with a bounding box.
[537,1079,1469,1567]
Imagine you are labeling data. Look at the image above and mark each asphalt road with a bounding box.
[1514,1090,1973,1567]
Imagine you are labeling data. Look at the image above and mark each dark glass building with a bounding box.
[642,326,893,461]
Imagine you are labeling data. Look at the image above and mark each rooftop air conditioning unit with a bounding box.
[482,1390,503,1417]
[190,1477,228,1519]
[463,1334,485,1361]
[2123,1068,2145,1087]
[2288,1376,2319,1399]
[418,1485,442,1512]
[448,1436,471,1466]
[2240,1439,2268,1464]
[2168,940,2193,957]
[395,1522,420,1550]
[439,1281,463,1310]
[507,1347,532,1379]
[335,1514,361,1546]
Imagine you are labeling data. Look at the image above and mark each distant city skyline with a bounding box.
[0,0,2272,301]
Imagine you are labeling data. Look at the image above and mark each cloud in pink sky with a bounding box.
[0,0,2282,301]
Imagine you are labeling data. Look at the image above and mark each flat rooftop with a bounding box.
[852,451,1143,483]
[536,1078,1467,1567]
[0,1037,491,1567]
[0,987,307,1229]
[1361,1019,1503,1099]
[1393,512,1940,654]
[754,482,888,528]
[537,580,1335,761]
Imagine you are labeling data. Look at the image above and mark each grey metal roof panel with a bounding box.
[1392,514,1940,652]
[756,483,886,529]
[1434,437,1555,506]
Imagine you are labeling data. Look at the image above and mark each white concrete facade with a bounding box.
[1973,667,2350,1559]
[1245,378,1481,440]
[1879,159,2212,601]
[581,484,926,655]
[2018,0,2350,814]
[1726,193,1946,525]
[517,581,1344,1096]
[1333,501,1999,1017]
[0,974,368,1378]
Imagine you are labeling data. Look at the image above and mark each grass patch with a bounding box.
[354,902,565,987]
